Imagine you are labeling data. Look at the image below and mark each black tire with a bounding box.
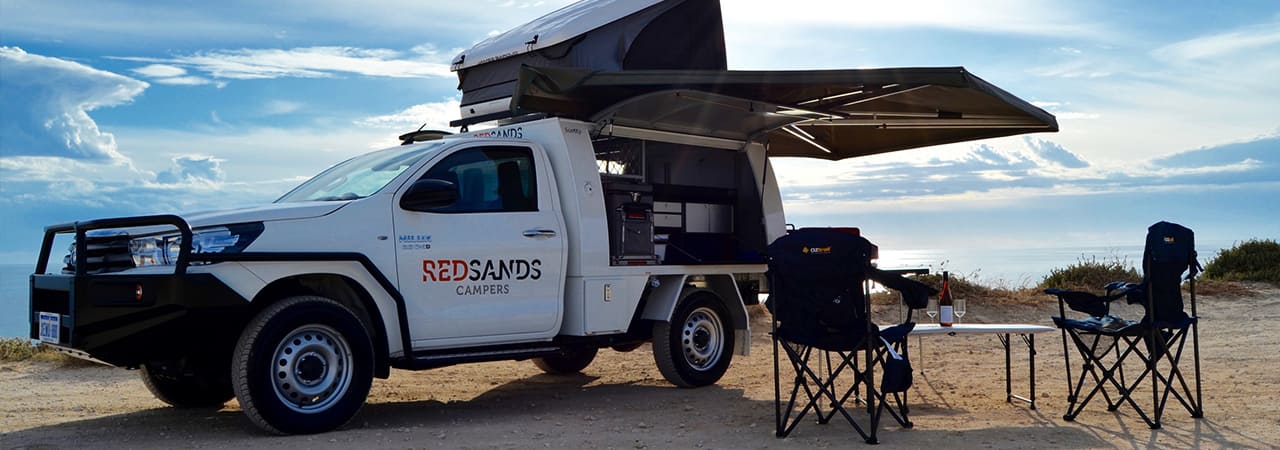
[232,296,374,435]
[140,358,234,408]
[610,341,644,353]
[532,347,598,374]
[653,293,735,388]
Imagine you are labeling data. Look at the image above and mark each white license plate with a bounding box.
[38,312,60,343]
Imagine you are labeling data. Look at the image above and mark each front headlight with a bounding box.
[129,223,264,267]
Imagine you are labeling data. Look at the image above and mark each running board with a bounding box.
[395,345,562,370]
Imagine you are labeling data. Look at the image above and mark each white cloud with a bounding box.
[773,134,1278,216]
[1028,59,1112,79]
[263,100,304,116]
[355,98,462,131]
[1056,112,1101,120]
[155,76,221,86]
[722,0,1103,38]
[131,64,187,77]
[130,64,221,86]
[113,46,453,81]
[155,155,226,185]
[1154,22,1280,62]
[0,46,146,164]
[109,124,400,185]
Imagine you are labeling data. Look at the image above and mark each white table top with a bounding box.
[894,323,1056,335]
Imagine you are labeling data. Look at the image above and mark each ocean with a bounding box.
[0,241,1234,337]
[2,264,33,338]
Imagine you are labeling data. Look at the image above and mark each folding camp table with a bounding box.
[887,323,1055,409]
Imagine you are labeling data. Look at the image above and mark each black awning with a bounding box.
[496,65,1058,160]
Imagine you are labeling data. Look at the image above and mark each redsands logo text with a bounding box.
[422,259,542,282]
[422,259,542,296]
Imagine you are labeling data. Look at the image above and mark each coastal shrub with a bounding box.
[1036,255,1141,293]
[0,337,42,361]
[0,337,83,364]
[869,270,1041,308]
[1203,239,1280,285]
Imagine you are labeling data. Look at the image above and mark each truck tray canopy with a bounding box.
[471,65,1058,160]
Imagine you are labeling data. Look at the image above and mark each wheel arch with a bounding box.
[250,273,392,378]
[640,274,750,356]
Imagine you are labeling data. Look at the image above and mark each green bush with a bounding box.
[1037,255,1141,292]
[1204,239,1280,285]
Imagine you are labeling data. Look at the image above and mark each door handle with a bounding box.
[523,229,557,238]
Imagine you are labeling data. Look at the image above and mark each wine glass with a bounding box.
[926,298,938,321]
[954,298,967,323]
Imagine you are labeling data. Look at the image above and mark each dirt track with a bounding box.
[2,287,1278,449]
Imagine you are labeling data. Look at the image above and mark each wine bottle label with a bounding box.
[940,305,954,326]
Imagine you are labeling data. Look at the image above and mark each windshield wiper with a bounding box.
[312,192,361,202]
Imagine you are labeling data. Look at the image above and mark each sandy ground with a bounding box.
[1,285,1277,449]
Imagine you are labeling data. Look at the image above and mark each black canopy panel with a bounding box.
[453,0,726,122]
[490,65,1058,160]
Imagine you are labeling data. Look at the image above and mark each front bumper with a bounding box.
[29,215,250,367]
[30,272,250,367]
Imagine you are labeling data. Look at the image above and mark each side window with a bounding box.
[417,146,538,213]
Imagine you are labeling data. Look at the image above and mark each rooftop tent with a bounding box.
[501,65,1059,160]
[452,0,726,124]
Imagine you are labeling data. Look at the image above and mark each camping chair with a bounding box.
[768,228,932,443]
[1045,221,1204,429]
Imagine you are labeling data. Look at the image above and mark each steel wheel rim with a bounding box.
[270,324,353,413]
[681,306,724,371]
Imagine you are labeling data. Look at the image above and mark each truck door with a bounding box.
[393,144,565,345]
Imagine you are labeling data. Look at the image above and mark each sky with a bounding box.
[1,0,1278,280]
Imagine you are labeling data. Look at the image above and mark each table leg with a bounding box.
[1029,333,1037,410]
[1005,333,1037,408]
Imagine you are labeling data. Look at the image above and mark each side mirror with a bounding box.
[400,179,458,212]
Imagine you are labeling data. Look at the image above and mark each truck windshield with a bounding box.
[276,142,444,203]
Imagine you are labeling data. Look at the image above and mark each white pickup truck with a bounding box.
[29,0,1056,435]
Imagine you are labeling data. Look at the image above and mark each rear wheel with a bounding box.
[653,293,735,387]
[140,358,234,408]
[532,347,598,374]
[232,296,374,435]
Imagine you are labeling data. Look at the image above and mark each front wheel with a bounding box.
[653,293,735,387]
[232,296,374,435]
[140,358,234,408]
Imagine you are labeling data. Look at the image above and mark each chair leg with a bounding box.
[1190,320,1204,418]
[1062,330,1160,427]
[1152,327,1201,424]
[775,340,874,441]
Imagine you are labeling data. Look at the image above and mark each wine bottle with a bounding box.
[939,271,954,327]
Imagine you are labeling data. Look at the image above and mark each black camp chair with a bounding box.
[768,228,933,443]
[1045,221,1204,429]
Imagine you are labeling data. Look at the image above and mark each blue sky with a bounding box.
[1,0,1277,276]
